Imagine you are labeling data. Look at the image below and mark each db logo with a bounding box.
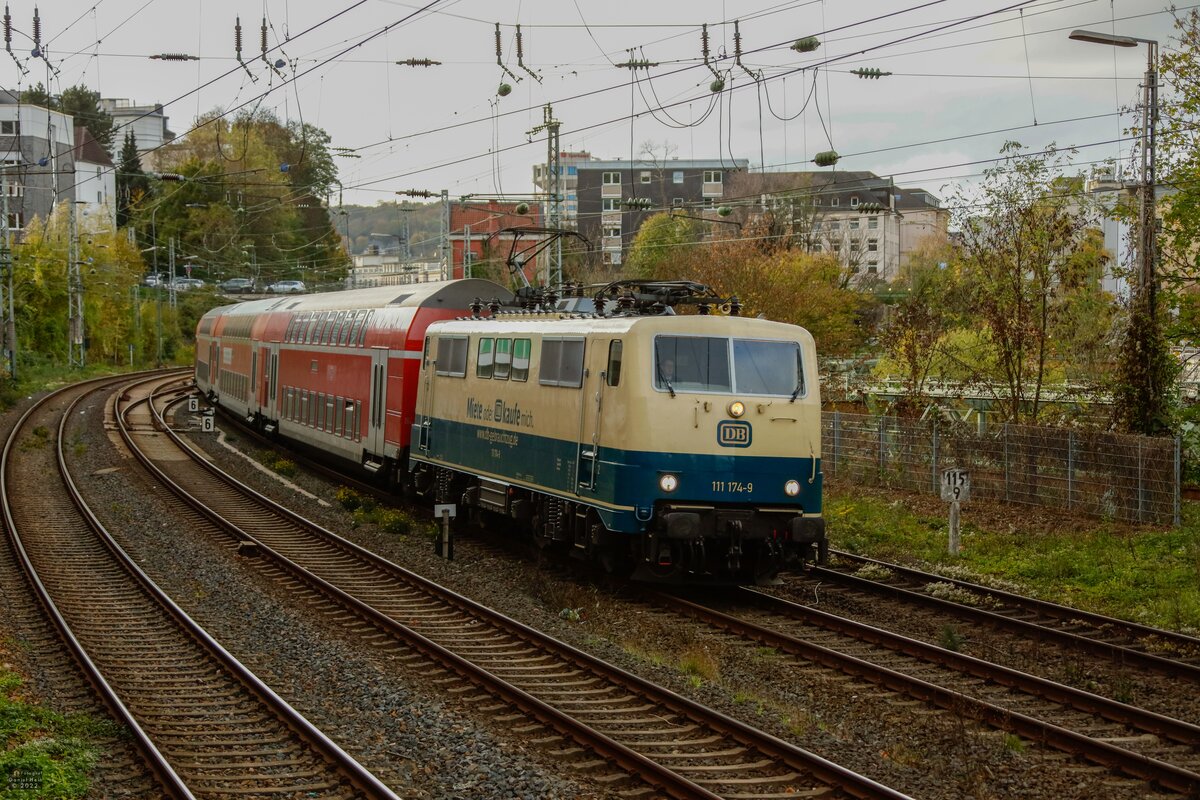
[717,420,752,448]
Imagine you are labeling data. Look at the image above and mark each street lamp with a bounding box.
[1069,29,1158,320]
[1071,28,1163,432]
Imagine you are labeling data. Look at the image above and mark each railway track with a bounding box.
[795,551,1200,683]
[128,377,911,800]
[3,372,397,800]
[648,587,1200,795]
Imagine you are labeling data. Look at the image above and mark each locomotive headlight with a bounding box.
[784,479,801,497]
[727,400,746,418]
[659,473,679,493]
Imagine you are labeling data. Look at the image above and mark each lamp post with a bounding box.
[1069,29,1158,320]
[1071,28,1163,432]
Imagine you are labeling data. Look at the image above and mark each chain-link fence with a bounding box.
[822,412,1181,525]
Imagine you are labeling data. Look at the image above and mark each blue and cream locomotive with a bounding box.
[410,282,825,584]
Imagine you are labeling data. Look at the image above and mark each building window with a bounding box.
[703,170,722,183]
[6,212,22,229]
[868,217,879,229]
[867,264,878,274]
[812,243,823,252]
[703,197,716,207]
[567,166,577,175]
[867,238,878,252]
[828,220,841,230]
[602,198,620,211]
[830,197,840,207]
[849,219,859,230]
[0,121,18,136]
[602,171,621,185]
[850,240,860,252]
[672,170,684,184]
[831,241,841,252]
[605,227,621,238]
[639,171,652,184]
[850,196,859,207]
[672,198,684,207]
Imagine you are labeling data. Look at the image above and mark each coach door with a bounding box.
[367,347,389,455]
[266,343,279,417]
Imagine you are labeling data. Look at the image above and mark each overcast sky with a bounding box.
[5,0,1177,207]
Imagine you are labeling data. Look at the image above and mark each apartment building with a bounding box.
[730,170,949,282]
[573,157,748,265]
[0,91,78,235]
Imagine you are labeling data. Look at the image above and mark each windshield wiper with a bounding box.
[790,380,803,403]
[656,365,676,398]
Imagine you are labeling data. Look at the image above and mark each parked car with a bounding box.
[219,277,256,294]
[141,273,166,288]
[170,277,205,291]
[268,280,306,294]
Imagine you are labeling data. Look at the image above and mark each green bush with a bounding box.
[334,487,363,511]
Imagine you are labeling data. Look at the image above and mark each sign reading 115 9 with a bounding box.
[941,469,970,502]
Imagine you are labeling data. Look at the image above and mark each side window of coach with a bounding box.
[435,336,468,377]
[494,338,512,380]
[476,338,494,378]
[540,338,584,388]
[511,338,531,381]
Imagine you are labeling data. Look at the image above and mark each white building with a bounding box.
[71,126,115,226]
[349,250,441,287]
[100,98,174,164]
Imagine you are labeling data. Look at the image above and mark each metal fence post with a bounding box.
[1176,435,1182,527]
[1004,423,1010,503]
[931,418,939,493]
[1137,439,1144,524]
[833,411,840,476]
[1067,430,1074,512]
[878,415,886,482]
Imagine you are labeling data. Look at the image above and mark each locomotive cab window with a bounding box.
[435,336,468,377]
[494,338,512,380]
[540,338,585,388]
[734,339,804,397]
[476,338,494,378]
[654,336,730,393]
[511,338,531,381]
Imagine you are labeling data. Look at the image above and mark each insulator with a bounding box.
[813,150,839,167]
[261,18,267,54]
[701,23,710,60]
[235,17,243,56]
[515,24,524,60]
[851,67,891,79]
[151,53,199,61]
[32,6,39,46]
[494,23,502,60]
[5,5,11,48]
[734,20,742,59]
[791,36,820,53]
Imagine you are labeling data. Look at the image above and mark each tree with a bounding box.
[876,238,959,415]
[58,85,114,150]
[951,142,1107,424]
[625,212,700,279]
[116,132,149,229]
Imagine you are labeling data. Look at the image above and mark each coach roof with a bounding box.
[200,279,514,320]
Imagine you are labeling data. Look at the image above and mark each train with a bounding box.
[194,278,826,584]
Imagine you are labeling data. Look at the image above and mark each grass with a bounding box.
[0,667,113,799]
[825,486,1200,633]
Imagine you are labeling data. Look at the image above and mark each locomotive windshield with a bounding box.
[654,336,803,397]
